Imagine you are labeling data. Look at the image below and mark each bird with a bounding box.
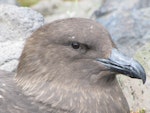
[0,18,146,113]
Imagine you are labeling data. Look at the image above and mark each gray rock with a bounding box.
[0,4,44,72]
[93,0,150,56]
[31,0,101,23]
[0,0,16,5]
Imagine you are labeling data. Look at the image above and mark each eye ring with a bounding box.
[71,42,80,49]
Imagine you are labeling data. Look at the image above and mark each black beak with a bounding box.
[97,49,146,84]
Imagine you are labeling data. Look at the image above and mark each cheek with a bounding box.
[41,46,75,70]
[69,60,101,75]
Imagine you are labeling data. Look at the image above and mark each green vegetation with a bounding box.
[130,109,146,113]
[17,0,40,7]
[63,0,79,1]
[139,109,146,113]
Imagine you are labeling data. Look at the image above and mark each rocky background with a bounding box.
[0,0,150,112]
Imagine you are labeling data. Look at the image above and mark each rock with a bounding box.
[0,0,16,5]
[93,0,150,56]
[118,74,150,113]
[31,0,102,23]
[31,0,62,16]
[0,4,44,72]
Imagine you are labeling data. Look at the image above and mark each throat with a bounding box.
[90,74,117,87]
[18,77,129,113]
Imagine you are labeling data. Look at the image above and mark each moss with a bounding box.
[130,108,146,113]
[63,0,79,1]
[17,0,40,7]
[139,109,146,113]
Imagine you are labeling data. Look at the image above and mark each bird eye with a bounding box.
[71,42,80,49]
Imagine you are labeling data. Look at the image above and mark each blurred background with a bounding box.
[0,0,150,113]
[1,0,149,56]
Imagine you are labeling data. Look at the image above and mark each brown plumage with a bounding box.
[0,18,146,113]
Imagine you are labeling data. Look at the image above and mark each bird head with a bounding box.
[15,18,146,112]
[16,18,146,88]
[16,18,146,95]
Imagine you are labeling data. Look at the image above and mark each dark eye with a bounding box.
[71,42,80,49]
